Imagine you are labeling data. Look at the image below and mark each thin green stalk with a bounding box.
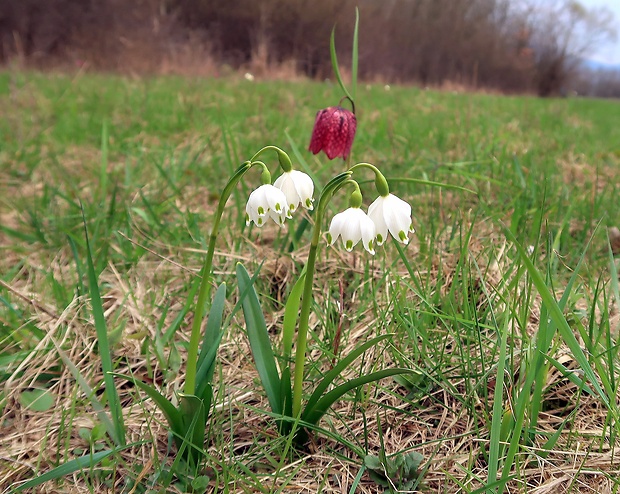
[184,232,218,395]
[351,7,359,103]
[291,241,318,417]
[330,27,354,104]
[250,145,293,172]
[184,162,252,395]
[291,171,352,417]
[349,162,389,196]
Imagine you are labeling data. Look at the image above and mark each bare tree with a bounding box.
[1,0,617,97]
[574,66,620,98]
[520,0,617,95]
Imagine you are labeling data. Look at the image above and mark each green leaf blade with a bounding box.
[236,263,283,415]
[110,372,184,436]
[282,271,306,360]
[12,444,138,492]
[351,7,359,102]
[195,283,227,396]
[330,26,353,103]
[304,334,393,416]
[303,368,414,426]
[82,210,125,446]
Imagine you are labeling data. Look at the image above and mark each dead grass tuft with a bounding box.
[2,227,620,492]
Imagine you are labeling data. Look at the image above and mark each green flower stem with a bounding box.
[339,95,356,116]
[291,242,317,417]
[250,145,293,173]
[184,161,252,396]
[348,182,363,208]
[252,160,271,184]
[349,162,390,197]
[291,171,352,417]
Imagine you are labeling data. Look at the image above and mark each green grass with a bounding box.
[1,69,620,493]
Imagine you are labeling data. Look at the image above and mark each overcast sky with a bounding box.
[578,0,620,65]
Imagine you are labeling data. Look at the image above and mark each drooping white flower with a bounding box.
[273,170,315,212]
[245,184,291,227]
[368,194,415,245]
[327,207,376,255]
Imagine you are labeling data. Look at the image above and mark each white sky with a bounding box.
[578,0,620,64]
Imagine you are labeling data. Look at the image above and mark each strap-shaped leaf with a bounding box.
[330,26,353,103]
[236,263,282,414]
[303,368,414,426]
[82,209,125,446]
[110,372,183,437]
[178,393,207,463]
[195,283,227,399]
[278,366,293,434]
[282,271,306,360]
[304,333,393,416]
[11,445,138,492]
[351,7,359,102]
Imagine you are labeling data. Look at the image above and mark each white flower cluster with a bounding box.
[328,194,415,254]
[245,171,314,227]
[245,172,414,254]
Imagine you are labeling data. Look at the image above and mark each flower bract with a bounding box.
[368,194,415,245]
[327,207,376,254]
[245,184,291,227]
[273,170,315,212]
[308,106,357,160]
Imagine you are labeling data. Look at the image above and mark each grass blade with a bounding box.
[304,333,393,416]
[0,224,38,243]
[53,342,116,440]
[162,276,200,345]
[11,443,139,492]
[82,209,125,446]
[486,317,510,490]
[330,26,353,102]
[608,235,620,315]
[0,294,46,340]
[351,7,359,102]
[502,224,609,406]
[499,224,614,487]
[388,177,477,195]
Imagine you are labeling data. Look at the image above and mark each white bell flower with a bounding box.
[368,194,415,245]
[327,207,376,255]
[273,170,315,212]
[245,184,291,227]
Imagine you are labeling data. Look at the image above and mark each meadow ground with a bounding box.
[1,70,620,493]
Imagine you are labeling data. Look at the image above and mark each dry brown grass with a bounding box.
[2,207,619,493]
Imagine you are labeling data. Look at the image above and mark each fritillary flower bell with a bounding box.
[368,193,415,245]
[245,184,291,227]
[274,170,315,213]
[309,106,357,160]
[327,207,376,255]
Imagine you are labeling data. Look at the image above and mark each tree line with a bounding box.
[0,0,617,96]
